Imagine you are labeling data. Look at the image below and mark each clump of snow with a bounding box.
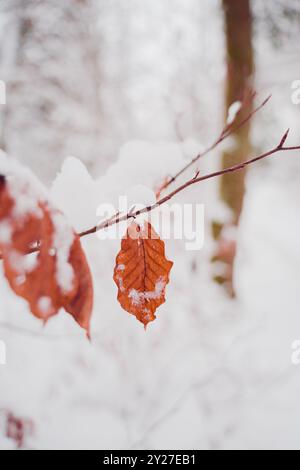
[37,297,53,317]
[51,157,98,233]
[14,275,26,286]
[0,151,46,220]
[125,185,156,209]
[128,289,142,306]
[7,251,38,275]
[51,212,75,294]
[99,141,187,202]
[182,138,204,160]
[129,277,166,306]
[210,199,234,225]
[226,101,242,125]
[0,221,12,244]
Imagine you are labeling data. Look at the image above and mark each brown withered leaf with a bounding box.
[114,222,173,327]
[0,173,93,336]
[63,236,94,336]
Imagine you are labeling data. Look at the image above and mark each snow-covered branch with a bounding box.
[79,128,300,238]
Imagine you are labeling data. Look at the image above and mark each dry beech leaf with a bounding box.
[0,158,93,336]
[114,222,173,327]
[63,236,94,334]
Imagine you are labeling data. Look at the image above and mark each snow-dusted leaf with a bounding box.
[5,411,34,449]
[114,222,173,327]
[0,156,93,335]
[63,236,94,336]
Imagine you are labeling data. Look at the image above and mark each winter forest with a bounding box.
[0,0,300,451]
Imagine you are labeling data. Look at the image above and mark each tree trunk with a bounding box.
[213,0,254,295]
[221,0,254,220]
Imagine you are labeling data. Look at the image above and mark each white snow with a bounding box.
[226,101,242,126]
[129,277,167,306]
[37,297,53,317]
[0,221,12,244]
[116,264,125,272]
[51,157,98,233]
[1,0,300,451]
[1,134,300,450]
[7,251,38,275]
[0,151,46,219]
[51,212,75,294]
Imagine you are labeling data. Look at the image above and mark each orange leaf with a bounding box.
[63,236,94,336]
[114,222,173,327]
[0,169,93,336]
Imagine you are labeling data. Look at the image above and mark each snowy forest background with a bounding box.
[0,0,300,450]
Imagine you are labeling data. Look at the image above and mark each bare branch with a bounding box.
[79,130,300,238]
[0,127,299,260]
[278,128,290,148]
[157,94,272,194]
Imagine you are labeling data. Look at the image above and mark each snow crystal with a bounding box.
[128,288,141,306]
[226,101,242,125]
[124,185,156,210]
[116,275,126,293]
[48,248,56,257]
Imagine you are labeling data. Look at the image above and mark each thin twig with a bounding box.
[79,129,299,237]
[157,94,271,194]
[0,128,299,259]
[0,131,299,339]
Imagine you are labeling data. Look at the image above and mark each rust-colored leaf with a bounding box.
[114,222,173,327]
[63,236,94,336]
[0,171,93,335]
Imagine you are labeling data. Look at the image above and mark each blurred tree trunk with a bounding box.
[213,0,254,296]
[221,0,254,219]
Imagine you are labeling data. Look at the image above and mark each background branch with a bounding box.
[156,94,271,195]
